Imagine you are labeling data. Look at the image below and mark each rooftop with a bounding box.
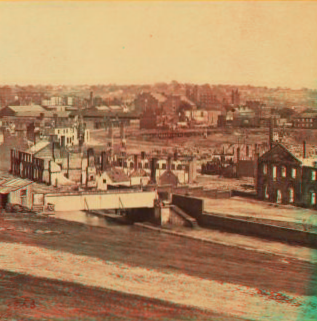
[0,177,33,194]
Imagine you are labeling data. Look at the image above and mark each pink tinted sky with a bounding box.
[0,1,316,89]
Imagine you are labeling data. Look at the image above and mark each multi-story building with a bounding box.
[257,143,317,209]
[292,112,317,129]
[134,92,167,114]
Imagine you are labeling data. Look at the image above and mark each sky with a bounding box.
[0,1,317,89]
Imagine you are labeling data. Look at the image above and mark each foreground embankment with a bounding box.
[0,211,317,321]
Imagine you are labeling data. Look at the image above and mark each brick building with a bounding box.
[257,143,317,209]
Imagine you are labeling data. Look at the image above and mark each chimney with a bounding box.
[269,117,273,149]
[134,154,138,171]
[303,141,306,159]
[188,157,196,184]
[150,157,157,184]
[87,148,95,167]
[167,156,172,171]
[101,151,108,171]
[90,91,93,107]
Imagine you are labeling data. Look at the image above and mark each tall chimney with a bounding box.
[150,157,157,184]
[101,151,108,171]
[303,141,306,159]
[167,156,172,171]
[87,148,95,166]
[134,154,138,171]
[90,91,93,107]
[269,117,273,149]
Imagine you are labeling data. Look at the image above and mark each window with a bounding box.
[171,164,176,170]
[144,162,149,169]
[103,179,107,184]
[138,162,142,169]
[162,163,167,170]
[312,171,316,181]
[123,162,127,168]
[281,166,286,178]
[263,164,267,175]
[20,189,27,197]
[272,166,277,181]
[289,187,294,203]
[246,146,250,157]
[177,164,182,170]
[89,175,94,180]
[130,162,134,169]
[156,163,160,169]
[291,168,297,179]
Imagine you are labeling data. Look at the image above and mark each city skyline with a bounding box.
[0,1,317,89]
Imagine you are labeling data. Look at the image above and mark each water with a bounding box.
[54,210,117,228]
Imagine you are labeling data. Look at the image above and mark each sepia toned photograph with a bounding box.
[0,1,317,320]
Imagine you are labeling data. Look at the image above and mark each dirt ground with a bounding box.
[204,197,317,232]
[0,212,317,320]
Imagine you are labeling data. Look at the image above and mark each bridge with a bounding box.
[41,190,156,212]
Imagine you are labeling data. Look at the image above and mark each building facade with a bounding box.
[257,143,317,209]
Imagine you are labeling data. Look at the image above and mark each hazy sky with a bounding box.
[0,1,317,89]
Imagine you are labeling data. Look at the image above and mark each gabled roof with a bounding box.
[0,177,33,194]
[130,168,149,178]
[259,143,302,165]
[151,93,167,103]
[27,141,50,154]
[105,168,130,183]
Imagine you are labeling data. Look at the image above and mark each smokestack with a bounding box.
[269,117,273,149]
[188,157,196,184]
[101,151,108,171]
[120,122,125,139]
[134,154,138,171]
[87,148,95,167]
[167,156,172,171]
[90,91,93,107]
[150,157,157,184]
[303,141,306,159]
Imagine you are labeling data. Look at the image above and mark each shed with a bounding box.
[0,177,34,209]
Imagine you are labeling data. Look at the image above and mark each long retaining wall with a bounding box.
[43,190,156,211]
[200,213,317,249]
[171,194,203,219]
